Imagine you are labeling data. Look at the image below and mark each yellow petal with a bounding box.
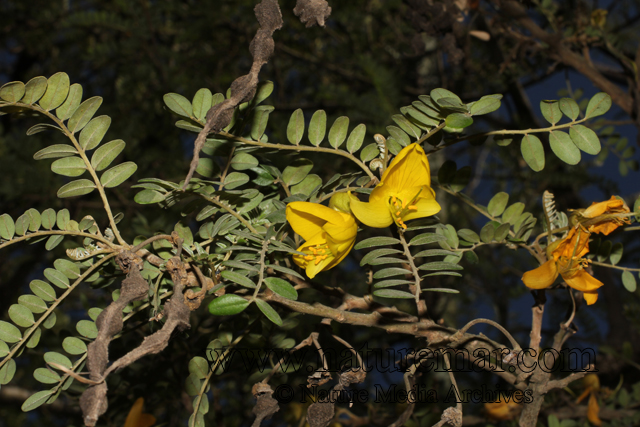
[522,260,559,289]
[286,202,347,241]
[325,236,357,270]
[582,196,625,218]
[583,374,601,392]
[582,290,599,305]
[563,270,603,293]
[588,222,620,236]
[323,211,358,242]
[379,143,431,192]
[484,399,521,421]
[554,228,590,260]
[124,398,156,427]
[349,196,394,228]
[402,188,441,221]
[587,393,603,426]
[292,228,357,279]
[136,415,156,427]
[304,253,334,279]
[576,387,591,404]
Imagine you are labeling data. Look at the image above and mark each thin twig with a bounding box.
[457,318,521,350]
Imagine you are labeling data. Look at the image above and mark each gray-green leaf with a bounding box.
[540,100,562,125]
[308,110,326,146]
[569,125,600,155]
[44,268,70,289]
[231,153,259,171]
[76,320,98,338]
[585,93,612,118]
[67,96,103,133]
[223,172,249,189]
[328,116,349,149]
[470,97,501,116]
[387,125,410,147]
[0,81,25,103]
[62,336,88,355]
[0,214,15,240]
[9,304,35,327]
[457,229,480,243]
[488,192,509,217]
[290,174,321,197]
[22,76,48,105]
[100,162,137,188]
[0,359,16,385]
[621,271,636,292]
[445,113,473,129]
[208,294,250,316]
[220,270,255,288]
[264,277,298,300]
[502,203,525,225]
[409,233,446,246]
[34,367,61,384]
[559,98,580,120]
[51,157,86,177]
[79,115,111,150]
[282,159,313,186]
[18,295,47,314]
[55,83,83,121]
[373,289,415,299]
[30,280,56,301]
[57,179,96,198]
[45,235,64,250]
[255,299,283,326]
[164,93,193,118]
[354,237,400,250]
[56,209,70,230]
[33,144,77,160]
[521,134,545,172]
[21,390,55,412]
[549,131,581,165]
[360,143,379,162]
[91,139,125,171]
[192,88,213,122]
[287,108,305,145]
[0,320,22,343]
[253,80,274,105]
[39,72,70,111]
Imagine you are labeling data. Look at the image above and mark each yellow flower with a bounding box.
[484,396,521,421]
[579,196,630,235]
[576,374,603,426]
[522,228,603,304]
[286,200,357,279]
[349,143,441,229]
[124,398,156,427]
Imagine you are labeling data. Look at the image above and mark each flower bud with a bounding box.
[329,193,352,214]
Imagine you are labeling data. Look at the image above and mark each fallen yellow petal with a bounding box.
[124,398,156,427]
[587,393,603,426]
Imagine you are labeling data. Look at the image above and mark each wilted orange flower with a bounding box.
[124,398,156,427]
[579,196,630,235]
[576,374,602,426]
[522,228,602,304]
[484,397,521,421]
